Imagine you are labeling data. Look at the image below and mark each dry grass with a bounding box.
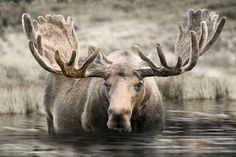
[157,75,236,100]
[0,0,235,114]
[0,87,44,114]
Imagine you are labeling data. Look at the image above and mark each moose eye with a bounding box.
[134,81,144,92]
[104,83,111,91]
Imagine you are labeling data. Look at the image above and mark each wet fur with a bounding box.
[44,50,164,135]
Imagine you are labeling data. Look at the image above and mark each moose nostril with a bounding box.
[113,114,122,122]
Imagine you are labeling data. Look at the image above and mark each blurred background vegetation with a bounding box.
[0,0,235,114]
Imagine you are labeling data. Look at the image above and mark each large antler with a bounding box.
[134,9,226,78]
[22,13,108,78]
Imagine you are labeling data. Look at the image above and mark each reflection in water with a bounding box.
[0,100,236,156]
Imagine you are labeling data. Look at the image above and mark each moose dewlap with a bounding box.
[22,9,226,135]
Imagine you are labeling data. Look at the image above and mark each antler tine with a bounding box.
[182,31,199,71]
[199,16,226,56]
[156,43,171,68]
[133,45,158,70]
[29,36,62,74]
[55,50,76,77]
[199,21,208,49]
[88,45,113,65]
[38,16,46,24]
[22,13,35,40]
[55,47,107,78]
[79,48,101,72]
[67,50,76,66]
[36,35,43,55]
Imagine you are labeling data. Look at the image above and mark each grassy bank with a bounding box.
[157,75,236,100]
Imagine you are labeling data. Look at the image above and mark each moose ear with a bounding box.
[88,45,113,65]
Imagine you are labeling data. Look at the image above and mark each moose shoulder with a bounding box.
[22,9,226,135]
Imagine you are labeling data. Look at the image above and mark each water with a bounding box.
[0,100,236,157]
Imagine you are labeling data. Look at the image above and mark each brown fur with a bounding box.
[44,51,164,135]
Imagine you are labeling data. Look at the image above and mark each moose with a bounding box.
[22,9,226,135]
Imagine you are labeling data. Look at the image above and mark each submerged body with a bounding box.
[45,51,164,135]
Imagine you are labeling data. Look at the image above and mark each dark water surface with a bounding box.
[0,100,236,157]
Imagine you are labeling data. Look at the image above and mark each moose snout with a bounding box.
[107,109,132,133]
